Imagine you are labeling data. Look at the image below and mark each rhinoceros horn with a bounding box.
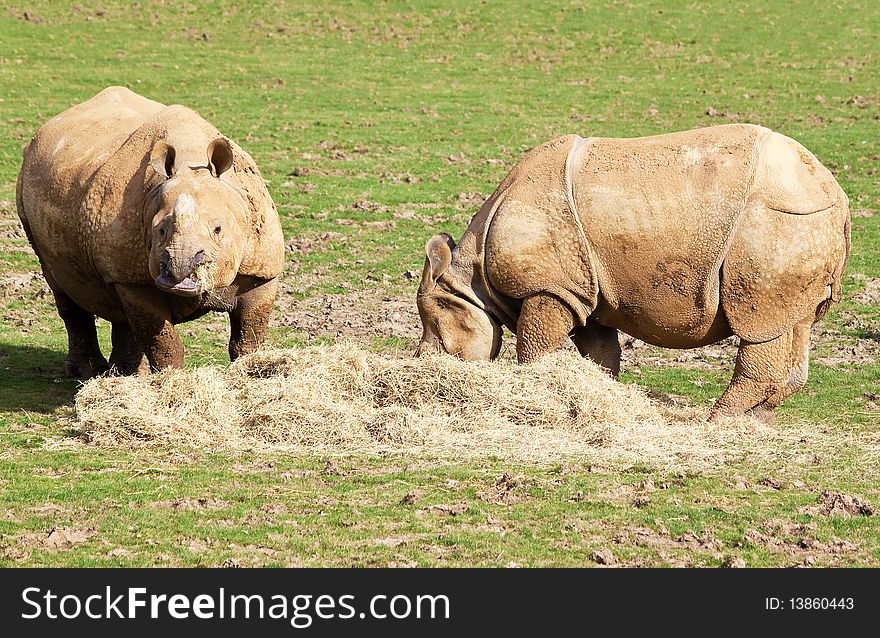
[171,192,197,227]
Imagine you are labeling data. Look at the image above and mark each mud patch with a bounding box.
[851,276,880,305]
[42,526,97,549]
[2,526,99,558]
[617,525,722,565]
[0,218,27,241]
[477,473,526,505]
[739,519,862,566]
[591,547,616,565]
[623,336,737,371]
[801,491,875,517]
[286,231,346,255]
[151,497,228,511]
[274,286,420,341]
[419,503,469,517]
[0,270,49,299]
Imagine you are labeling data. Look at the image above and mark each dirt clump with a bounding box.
[802,491,875,517]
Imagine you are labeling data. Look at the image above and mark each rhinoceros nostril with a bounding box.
[192,250,206,267]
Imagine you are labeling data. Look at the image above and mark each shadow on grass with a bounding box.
[0,343,80,413]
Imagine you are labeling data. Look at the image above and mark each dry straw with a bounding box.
[71,343,835,470]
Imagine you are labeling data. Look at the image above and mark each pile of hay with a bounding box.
[71,343,796,468]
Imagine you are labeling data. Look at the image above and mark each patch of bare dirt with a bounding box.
[0,218,26,241]
[477,473,526,505]
[5,523,99,560]
[418,503,469,517]
[286,231,346,255]
[623,335,737,370]
[151,497,227,511]
[30,502,83,518]
[0,270,49,300]
[814,320,880,367]
[369,535,415,548]
[259,503,291,516]
[336,200,450,226]
[844,94,876,109]
[591,547,616,565]
[851,276,880,305]
[37,526,97,550]
[228,543,279,560]
[274,285,420,341]
[738,519,862,565]
[801,491,875,517]
[675,530,723,553]
[624,525,722,557]
[180,538,211,552]
[705,107,749,120]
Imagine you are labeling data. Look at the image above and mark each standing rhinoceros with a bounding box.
[416,124,851,421]
[16,86,285,376]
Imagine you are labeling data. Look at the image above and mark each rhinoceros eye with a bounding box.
[158,227,166,238]
[214,225,222,235]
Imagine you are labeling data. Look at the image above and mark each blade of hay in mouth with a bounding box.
[70,342,805,469]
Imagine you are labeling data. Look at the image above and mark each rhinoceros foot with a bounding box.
[63,354,110,379]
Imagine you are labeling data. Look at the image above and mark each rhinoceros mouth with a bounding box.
[155,269,202,297]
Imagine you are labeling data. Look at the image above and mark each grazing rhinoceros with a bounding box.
[415,124,851,421]
[16,86,285,376]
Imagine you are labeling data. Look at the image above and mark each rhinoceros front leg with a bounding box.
[229,278,278,361]
[115,284,184,371]
[516,292,576,364]
[709,330,792,424]
[108,322,148,375]
[53,288,109,378]
[570,321,621,378]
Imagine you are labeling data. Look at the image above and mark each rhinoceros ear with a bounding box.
[150,141,177,178]
[207,137,234,177]
[423,233,455,283]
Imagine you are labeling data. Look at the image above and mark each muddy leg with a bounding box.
[570,320,622,378]
[710,331,792,424]
[229,278,278,361]
[52,289,108,378]
[115,284,183,371]
[516,293,576,364]
[108,322,147,375]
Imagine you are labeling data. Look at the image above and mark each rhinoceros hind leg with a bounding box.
[52,288,109,378]
[709,330,792,423]
[570,321,621,378]
[108,322,147,375]
[229,278,278,361]
[516,293,575,364]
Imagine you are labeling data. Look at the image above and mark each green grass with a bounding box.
[0,0,878,567]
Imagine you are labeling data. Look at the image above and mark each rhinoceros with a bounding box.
[416,124,851,421]
[16,86,285,376]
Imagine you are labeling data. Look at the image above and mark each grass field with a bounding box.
[0,0,878,567]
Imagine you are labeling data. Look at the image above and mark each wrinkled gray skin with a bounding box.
[416,125,851,423]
